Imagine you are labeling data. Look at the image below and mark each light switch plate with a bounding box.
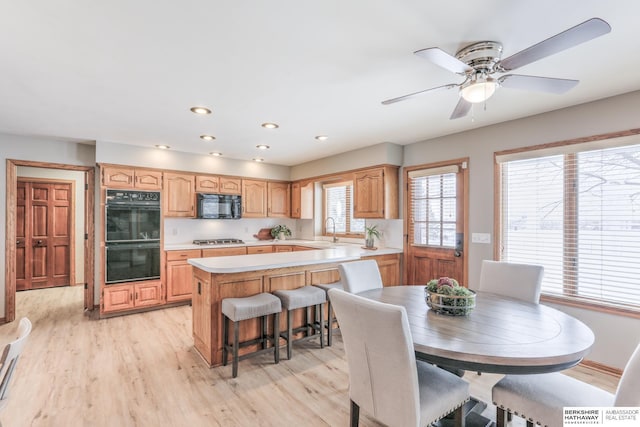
[472,233,491,244]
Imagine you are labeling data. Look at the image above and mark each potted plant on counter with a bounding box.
[364,224,381,248]
[271,225,292,240]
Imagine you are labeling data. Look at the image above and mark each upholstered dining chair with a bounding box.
[492,341,640,427]
[328,288,470,427]
[0,317,33,423]
[338,260,383,294]
[478,260,544,303]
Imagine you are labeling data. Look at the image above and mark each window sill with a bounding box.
[541,294,640,320]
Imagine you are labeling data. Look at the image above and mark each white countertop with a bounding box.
[186,243,402,274]
[166,239,402,254]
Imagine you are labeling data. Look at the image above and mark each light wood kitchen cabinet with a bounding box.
[247,246,273,254]
[102,166,163,190]
[274,245,293,252]
[166,249,202,303]
[164,172,195,217]
[242,179,267,218]
[219,177,242,195]
[293,246,315,251]
[201,247,247,257]
[353,166,399,219]
[290,181,313,219]
[363,253,401,286]
[267,182,290,217]
[195,175,219,193]
[102,280,163,313]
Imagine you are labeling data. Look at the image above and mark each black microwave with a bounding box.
[197,194,242,219]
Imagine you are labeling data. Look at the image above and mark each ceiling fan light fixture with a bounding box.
[460,76,498,103]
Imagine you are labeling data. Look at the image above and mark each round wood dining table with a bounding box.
[358,286,595,374]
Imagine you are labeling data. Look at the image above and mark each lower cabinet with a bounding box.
[102,280,163,313]
[166,249,202,303]
[363,253,401,286]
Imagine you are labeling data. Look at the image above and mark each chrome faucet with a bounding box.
[326,217,338,243]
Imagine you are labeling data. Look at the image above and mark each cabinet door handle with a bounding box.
[197,281,201,295]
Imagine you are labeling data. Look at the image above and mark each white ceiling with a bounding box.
[1,1,639,166]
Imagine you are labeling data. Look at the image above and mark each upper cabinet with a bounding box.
[102,166,162,190]
[195,175,219,193]
[267,182,290,218]
[353,166,399,219]
[164,172,195,217]
[291,181,313,219]
[195,175,242,195]
[242,179,267,218]
[219,177,242,195]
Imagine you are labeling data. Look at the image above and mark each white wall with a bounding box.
[0,133,96,317]
[17,166,85,284]
[403,90,640,369]
[164,217,298,245]
[96,141,291,181]
[290,142,403,180]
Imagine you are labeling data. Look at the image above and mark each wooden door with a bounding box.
[164,172,195,217]
[404,160,468,287]
[134,169,162,190]
[241,179,267,218]
[16,180,72,291]
[219,177,242,195]
[267,182,290,217]
[354,168,384,218]
[195,175,220,193]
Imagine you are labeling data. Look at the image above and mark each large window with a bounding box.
[324,182,364,236]
[498,140,640,312]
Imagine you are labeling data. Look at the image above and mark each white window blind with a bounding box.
[324,182,364,235]
[499,142,640,311]
[409,170,457,247]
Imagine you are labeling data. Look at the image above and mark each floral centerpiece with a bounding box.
[425,277,476,316]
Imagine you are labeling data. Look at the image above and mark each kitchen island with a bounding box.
[188,246,401,367]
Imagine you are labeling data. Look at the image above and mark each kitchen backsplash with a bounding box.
[164,217,403,248]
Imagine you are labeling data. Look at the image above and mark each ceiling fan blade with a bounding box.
[450,97,472,120]
[498,74,579,94]
[497,18,611,71]
[414,47,473,74]
[381,84,457,105]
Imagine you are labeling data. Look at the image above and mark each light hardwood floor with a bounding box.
[1,286,620,427]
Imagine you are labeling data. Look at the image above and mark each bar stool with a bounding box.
[273,286,326,359]
[312,282,343,346]
[221,292,281,378]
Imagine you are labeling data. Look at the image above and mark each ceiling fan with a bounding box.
[382,18,611,119]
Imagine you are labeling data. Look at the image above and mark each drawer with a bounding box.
[202,247,247,257]
[166,249,202,261]
[247,246,273,254]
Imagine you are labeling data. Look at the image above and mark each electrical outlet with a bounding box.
[172,228,178,236]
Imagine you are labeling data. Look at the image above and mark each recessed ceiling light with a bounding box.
[256,144,270,150]
[315,135,329,141]
[190,106,212,115]
[253,158,264,162]
[209,152,222,157]
[261,122,279,129]
[155,144,170,150]
[200,135,216,141]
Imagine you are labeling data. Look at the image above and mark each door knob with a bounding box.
[37,240,43,245]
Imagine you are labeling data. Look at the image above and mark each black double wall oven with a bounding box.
[105,189,161,284]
